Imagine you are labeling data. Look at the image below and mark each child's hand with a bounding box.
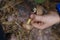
[31,11,60,30]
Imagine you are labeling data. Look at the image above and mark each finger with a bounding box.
[34,15,43,21]
[31,24,48,30]
[30,14,50,23]
[31,22,41,29]
[30,14,35,19]
[31,20,44,29]
[31,20,52,30]
[31,19,44,24]
[38,23,52,30]
[30,14,44,21]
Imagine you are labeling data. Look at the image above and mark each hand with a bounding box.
[31,11,60,30]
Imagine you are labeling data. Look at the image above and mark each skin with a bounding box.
[30,11,60,30]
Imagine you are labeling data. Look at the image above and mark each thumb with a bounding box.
[34,15,44,21]
[30,14,45,22]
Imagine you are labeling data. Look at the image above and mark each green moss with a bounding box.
[34,0,45,4]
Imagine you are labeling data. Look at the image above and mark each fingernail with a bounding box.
[30,14,35,19]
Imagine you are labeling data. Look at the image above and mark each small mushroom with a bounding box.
[37,5,43,15]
